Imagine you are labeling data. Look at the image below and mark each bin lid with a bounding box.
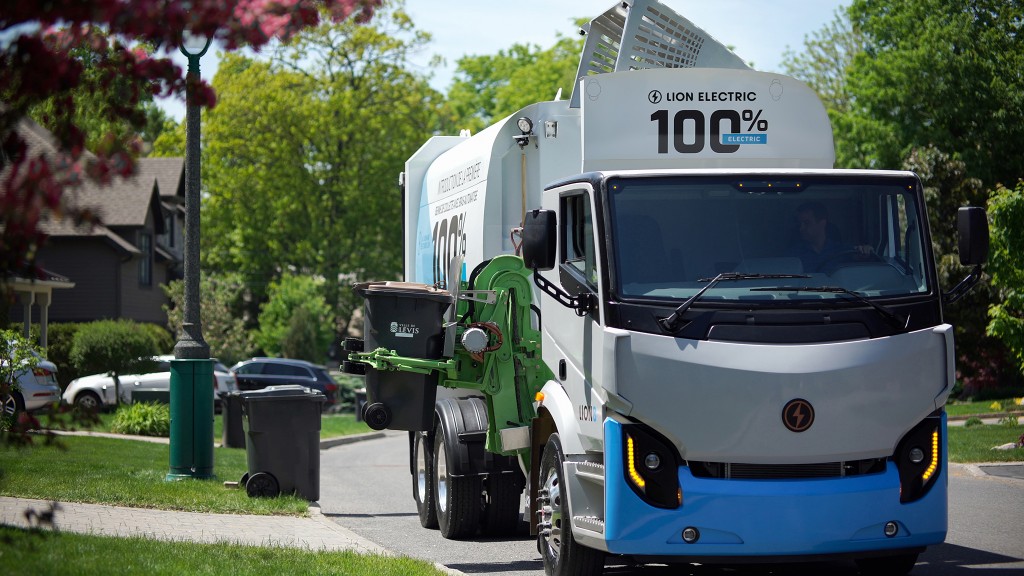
[353,281,452,303]
[240,384,325,402]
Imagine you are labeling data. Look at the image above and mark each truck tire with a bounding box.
[538,434,605,576]
[855,552,920,575]
[433,422,481,539]
[413,430,438,529]
[481,471,523,536]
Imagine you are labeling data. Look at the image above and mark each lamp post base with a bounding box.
[166,358,215,481]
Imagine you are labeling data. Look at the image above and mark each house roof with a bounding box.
[7,118,184,239]
[143,157,184,201]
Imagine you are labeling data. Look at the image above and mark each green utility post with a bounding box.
[166,358,214,480]
[167,28,215,482]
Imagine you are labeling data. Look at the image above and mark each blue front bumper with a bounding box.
[603,419,947,558]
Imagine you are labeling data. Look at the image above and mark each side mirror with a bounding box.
[522,209,556,271]
[957,206,989,266]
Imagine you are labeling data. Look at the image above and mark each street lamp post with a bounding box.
[167,30,215,481]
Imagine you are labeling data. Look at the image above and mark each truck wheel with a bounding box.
[413,430,438,528]
[855,552,919,575]
[538,434,605,576]
[482,471,523,536]
[433,422,481,539]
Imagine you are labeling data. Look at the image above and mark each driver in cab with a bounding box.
[791,201,872,272]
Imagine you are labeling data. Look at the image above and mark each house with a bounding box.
[5,118,185,341]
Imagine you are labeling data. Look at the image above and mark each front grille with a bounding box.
[689,458,886,479]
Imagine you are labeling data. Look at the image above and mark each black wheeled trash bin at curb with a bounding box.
[240,385,325,501]
[221,391,245,449]
[352,281,451,432]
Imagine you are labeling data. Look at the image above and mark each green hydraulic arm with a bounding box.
[348,255,553,459]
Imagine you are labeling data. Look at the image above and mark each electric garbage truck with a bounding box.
[342,1,989,574]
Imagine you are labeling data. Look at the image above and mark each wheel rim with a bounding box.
[416,434,428,501]
[1,393,16,418]
[436,438,448,514]
[77,394,99,411]
[540,464,563,561]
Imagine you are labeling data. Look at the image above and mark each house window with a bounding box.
[139,232,152,286]
[162,212,175,249]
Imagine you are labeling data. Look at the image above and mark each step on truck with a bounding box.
[342,1,990,574]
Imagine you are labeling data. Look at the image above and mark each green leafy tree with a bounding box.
[903,146,1006,390]
[69,320,160,408]
[256,274,333,363]
[780,9,892,169]
[446,32,583,133]
[150,119,185,158]
[987,180,1024,377]
[163,273,254,366]
[201,0,442,337]
[846,0,1024,186]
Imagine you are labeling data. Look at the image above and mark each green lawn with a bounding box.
[0,526,445,576]
[946,398,1024,418]
[0,435,309,514]
[948,423,1024,463]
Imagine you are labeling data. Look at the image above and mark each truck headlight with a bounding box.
[895,415,942,503]
[623,425,681,509]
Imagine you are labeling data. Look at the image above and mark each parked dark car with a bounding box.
[230,357,338,407]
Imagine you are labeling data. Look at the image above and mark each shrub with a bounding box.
[964,417,984,427]
[256,274,333,364]
[110,402,170,437]
[70,320,160,377]
[70,320,160,407]
[140,322,174,354]
[45,322,83,388]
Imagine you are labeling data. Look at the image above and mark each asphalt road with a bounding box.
[318,431,1024,576]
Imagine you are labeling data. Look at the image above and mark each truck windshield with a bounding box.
[607,174,931,302]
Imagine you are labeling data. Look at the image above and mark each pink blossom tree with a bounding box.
[0,0,381,278]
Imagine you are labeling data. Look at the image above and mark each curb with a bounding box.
[319,430,385,449]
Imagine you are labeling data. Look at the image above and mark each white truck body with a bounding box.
[370,1,981,571]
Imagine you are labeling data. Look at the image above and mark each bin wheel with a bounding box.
[343,338,364,352]
[364,402,392,430]
[413,430,438,529]
[246,472,280,498]
[433,422,481,539]
[239,472,250,488]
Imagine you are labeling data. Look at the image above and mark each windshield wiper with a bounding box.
[750,286,910,330]
[658,273,811,333]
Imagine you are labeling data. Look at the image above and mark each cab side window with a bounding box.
[563,193,597,287]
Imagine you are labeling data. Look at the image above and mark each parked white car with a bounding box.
[62,355,238,412]
[1,349,61,419]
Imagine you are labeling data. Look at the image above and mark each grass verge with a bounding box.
[0,435,308,514]
[946,398,1024,418]
[0,526,445,576]
[948,423,1024,463]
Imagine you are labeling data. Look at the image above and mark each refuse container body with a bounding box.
[221,391,245,449]
[241,385,325,501]
[354,387,367,422]
[353,281,451,431]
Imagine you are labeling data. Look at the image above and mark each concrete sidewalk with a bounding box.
[0,496,385,553]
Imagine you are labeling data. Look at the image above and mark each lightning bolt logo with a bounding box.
[783,399,815,432]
